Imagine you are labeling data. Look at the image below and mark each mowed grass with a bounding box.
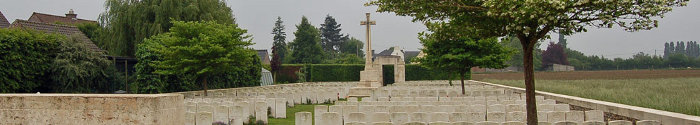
[482,78,700,116]
[269,104,332,125]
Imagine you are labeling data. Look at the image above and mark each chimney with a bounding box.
[65,9,77,19]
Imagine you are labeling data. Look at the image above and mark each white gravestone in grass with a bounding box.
[254,101,268,123]
[295,112,312,125]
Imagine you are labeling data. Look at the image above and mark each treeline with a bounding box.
[504,35,700,71]
[270,15,367,79]
[664,41,700,58]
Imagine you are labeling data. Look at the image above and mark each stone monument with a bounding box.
[349,13,381,97]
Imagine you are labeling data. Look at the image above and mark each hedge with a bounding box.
[276,64,463,83]
[0,29,60,93]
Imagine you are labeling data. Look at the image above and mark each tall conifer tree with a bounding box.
[289,16,324,64]
[320,15,346,55]
[271,17,287,79]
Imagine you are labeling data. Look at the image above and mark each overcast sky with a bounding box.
[1,0,698,58]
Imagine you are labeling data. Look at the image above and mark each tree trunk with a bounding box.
[203,75,208,96]
[448,72,453,86]
[520,36,538,125]
[460,71,465,95]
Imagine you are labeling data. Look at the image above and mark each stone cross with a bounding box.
[361,13,376,69]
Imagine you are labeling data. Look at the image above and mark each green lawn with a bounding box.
[268,104,333,125]
[483,78,700,116]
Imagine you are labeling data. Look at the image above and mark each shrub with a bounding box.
[49,34,116,93]
[0,29,60,93]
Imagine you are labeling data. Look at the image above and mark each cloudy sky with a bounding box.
[1,0,698,58]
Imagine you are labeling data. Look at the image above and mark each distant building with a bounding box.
[256,50,271,65]
[471,66,521,73]
[373,46,405,61]
[28,10,97,24]
[10,20,103,52]
[0,11,9,28]
[544,64,575,72]
[404,50,421,64]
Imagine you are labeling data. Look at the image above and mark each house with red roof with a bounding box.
[28,9,97,24]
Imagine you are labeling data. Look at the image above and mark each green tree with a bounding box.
[142,21,254,95]
[417,22,512,95]
[368,0,687,123]
[99,0,235,57]
[322,54,365,64]
[320,15,347,55]
[502,36,542,71]
[339,37,365,58]
[271,16,288,81]
[289,16,324,64]
[50,35,115,93]
[74,23,102,45]
[666,53,693,68]
[0,29,60,93]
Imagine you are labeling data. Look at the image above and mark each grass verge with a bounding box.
[483,78,700,116]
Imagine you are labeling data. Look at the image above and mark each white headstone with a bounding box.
[584,110,604,122]
[255,101,268,123]
[506,104,525,112]
[636,120,661,125]
[539,104,555,111]
[488,104,506,113]
[410,112,430,123]
[553,121,579,125]
[565,111,584,122]
[370,112,391,123]
[215,105,230,123]
[429,112,449,122]
[275,98,286,118]
[196,112,213,125]
[185,111,195,125]
[506,111,526,122]
[343,105,359,118]
[429,121,451,125]
[608,120,633,125]
[404,122,427,125]
[266,98,276,116]
[554,104,570,111]
[503,121,526,125]
[346,122,367,125]
[295,112,312,125]
[315,105,329,123]
[475,121,501,125]
[547,111,566,123]
[348,112,367,123]
[486,112,505,122]
[581,121,606,125]
[229,106,244,125]
[319,112,342,125]
[537,111,549,122]
[390,112,409,125]
[449,112,468,122]
[468,112,486,122]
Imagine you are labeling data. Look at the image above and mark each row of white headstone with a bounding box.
[181,82,359,125]
[294,111,659,125]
